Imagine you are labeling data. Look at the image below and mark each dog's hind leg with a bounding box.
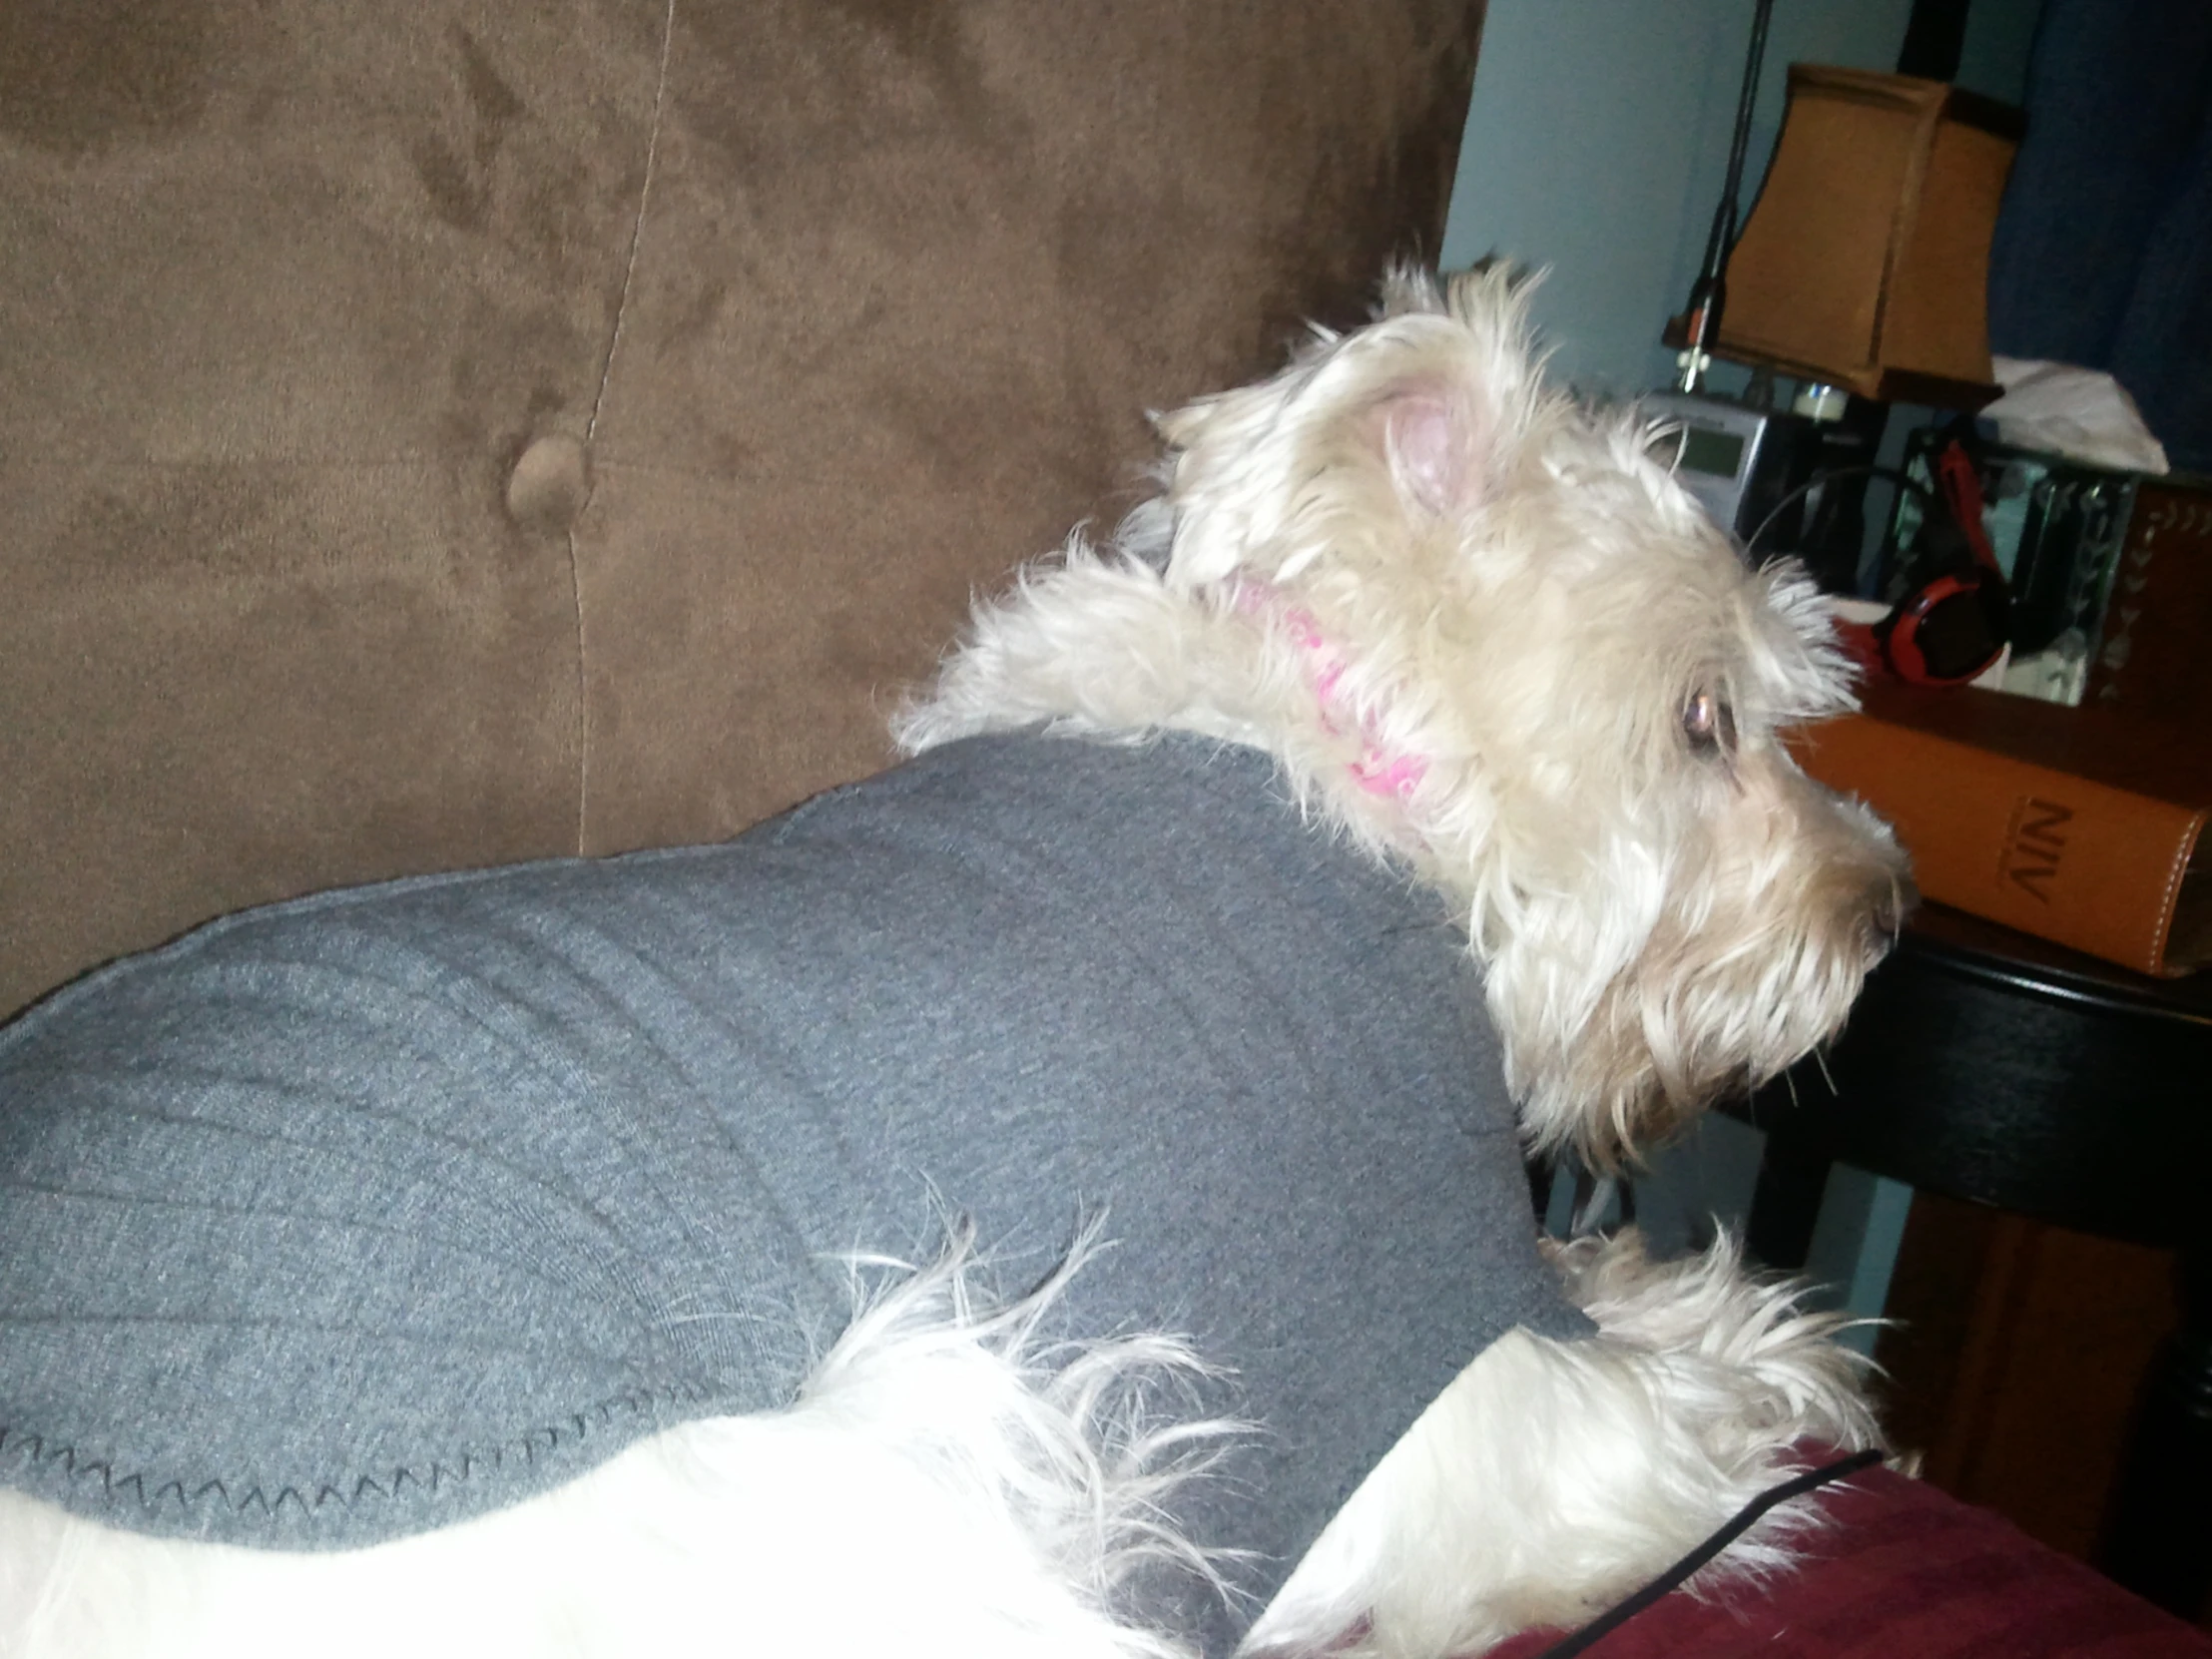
[1241,1229,1882,1659]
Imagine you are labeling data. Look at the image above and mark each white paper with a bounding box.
[1985,357,2170,474]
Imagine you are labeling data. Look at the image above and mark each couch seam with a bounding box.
[573,0,679,854]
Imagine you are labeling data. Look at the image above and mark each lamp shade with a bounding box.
[1705,66,2023,409]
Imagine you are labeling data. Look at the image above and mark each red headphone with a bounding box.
[1860,441,2011,685]
[1752,440,2011,687]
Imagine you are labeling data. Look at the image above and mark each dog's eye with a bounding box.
[1682,690,1737,758]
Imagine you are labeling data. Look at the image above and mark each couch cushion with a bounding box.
[1486,1458,2212,1658]
[0,0,1484,1016]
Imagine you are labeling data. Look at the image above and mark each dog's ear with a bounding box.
[1376,264,1446,318]
[1378,267,1548,523]
[1158,264,1544,588]
[1382,390,1480,520]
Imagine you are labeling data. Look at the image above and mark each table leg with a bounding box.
[2098,1240,2212,1619]
[1745,1114,1832,1274]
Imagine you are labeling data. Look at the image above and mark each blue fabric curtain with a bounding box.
[1986,0,2212,474]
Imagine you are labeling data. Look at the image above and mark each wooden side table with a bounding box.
[1731,901,2212,1617]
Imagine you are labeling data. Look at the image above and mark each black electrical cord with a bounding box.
[1717,0,1776,243]
[1678,0,1776,383]
[1743,463,1926,560]
[1531,1446,1887,1659]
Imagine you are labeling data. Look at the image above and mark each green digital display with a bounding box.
[1679,426,1747,478]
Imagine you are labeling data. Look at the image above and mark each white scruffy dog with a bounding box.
[0,267,1907,1659]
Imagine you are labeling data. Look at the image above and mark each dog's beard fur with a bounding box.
[3,268,1905,1659]
[895,266,1910,1168]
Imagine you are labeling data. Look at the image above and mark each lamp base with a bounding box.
[1661,315,2000,411]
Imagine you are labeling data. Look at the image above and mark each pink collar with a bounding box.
[1228,579,1428,804]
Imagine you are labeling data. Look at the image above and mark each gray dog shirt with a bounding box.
[0,732,1591,1652]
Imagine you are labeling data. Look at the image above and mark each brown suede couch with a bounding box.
[0,0,1483,1019]
[14,8,2212,1655]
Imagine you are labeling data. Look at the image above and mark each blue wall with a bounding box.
[1443,0,2043,397]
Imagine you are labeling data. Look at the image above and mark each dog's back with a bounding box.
[0,728,1587,1654]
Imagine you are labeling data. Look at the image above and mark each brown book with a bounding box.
[1791,683,2212,976]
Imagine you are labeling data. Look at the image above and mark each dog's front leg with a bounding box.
[1243,1230,1881,1659]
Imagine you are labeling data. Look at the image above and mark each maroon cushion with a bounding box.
[1485,1461,2212,1658]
